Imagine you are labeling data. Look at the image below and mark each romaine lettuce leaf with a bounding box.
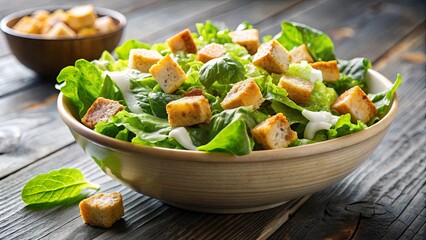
[115,39,151,60]
[196,20,233,45]
[197,120,253,155]
[56,59,104,118]
[306,81,338,112]
[274,21,336,61]
[327,58,372,94]
[369,74,402,122]
[328,114,366,138]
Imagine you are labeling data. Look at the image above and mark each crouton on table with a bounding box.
[166,95,212,127]
[278,75,314,105]
[79,192,124,228]
[166,28,197,53]
[290,44,314,63]
[221,78,265,110]
[331,86,377,123]
[149,54,187,94]
[310,60,340,82]
[81,97,125,129]
[251,113,297,149]
[228,29,260,55]
[129,49,163,73]
[196,43,226,63]
[252,40,291,74]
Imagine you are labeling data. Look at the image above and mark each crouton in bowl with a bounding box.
[0,5,126,76]
[57,69,398,214]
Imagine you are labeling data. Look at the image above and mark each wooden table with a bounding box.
[0,0,425,239]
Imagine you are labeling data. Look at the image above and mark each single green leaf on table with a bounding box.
[21,168,100,207]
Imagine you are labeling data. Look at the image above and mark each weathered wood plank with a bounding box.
[269,28,426,240]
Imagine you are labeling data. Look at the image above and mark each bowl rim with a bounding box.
[57,69,398,162]
[0,5,126,41]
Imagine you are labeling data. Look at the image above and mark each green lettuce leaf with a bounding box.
[369,74,402,121]
[306,81,338,112]
[197,120,253,155]
[56,59,103,118]
[327,58,372,94]
[196,20,233,45]
[199,56,245,88]
[274,21,336,61]
[115,39,151,60]
[328,114,366,138]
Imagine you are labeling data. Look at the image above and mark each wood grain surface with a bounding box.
[0,0,424,239]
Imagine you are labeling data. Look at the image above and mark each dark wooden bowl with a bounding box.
[0,7,126,76]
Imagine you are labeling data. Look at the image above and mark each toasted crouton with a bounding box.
[196,43,226,63]
[278,75,314,105]
[221,78,265,110]
[166,96,212,127]
[12,16,43,34]
[77,27,97,36]
[251,113,297,149]
[310,60,340,82]
[228,29,260,55]
[290,44,314,63]
[45,22,77,38]
[331,86,377,123]
[79,192,124,228]
[149,54,187,93]
[94,16,116,33]
[129,49,163,73]
[252,40,291,74]
[66,4,97,31]
[81,97,125,129]
[166,28,197,54]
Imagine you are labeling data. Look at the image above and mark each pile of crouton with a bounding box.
[82,26,377,150]
[12,5,117,38]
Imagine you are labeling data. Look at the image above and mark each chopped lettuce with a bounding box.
[199,56,245,88]
[369,74,402,122]
[196,20,233,45]
[327,58,372,94]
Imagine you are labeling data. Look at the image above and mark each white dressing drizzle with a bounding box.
[310,68,323,83]
[169,127,197,150]
[103,69,143,113]
[302,109,339,139]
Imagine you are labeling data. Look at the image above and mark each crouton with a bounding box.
[196,43,226,63]
[149,54,187,93]
[252,40,291,74]
[331,86,377,123]
[290,44,314,63]
[166,28,197,54]
[251,113,297,149]
[12,16,43,34]
[94,16,116,33]
[278,75,314,105]
[78,28,97,36]
[166,95,212,127]
[66,4,97,31]
[228,29,260,55]
[129,49,163,73]
[79,192,124,228]
[45,22,76,38]
[310,60,340,82]
[221,78,265,110]
[81,97,125,129]
[31,10,50,22]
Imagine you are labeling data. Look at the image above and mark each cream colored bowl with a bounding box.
[57,69,398,214]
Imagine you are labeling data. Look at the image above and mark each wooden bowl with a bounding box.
[57,69,398,214]
[0,7,126,76]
